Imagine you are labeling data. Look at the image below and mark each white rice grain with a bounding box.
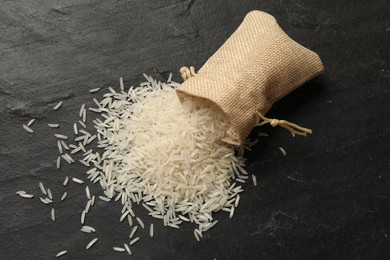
[78,120,86,128]
[85,186,91,200]
[19,193,34,199]
[150,224,154,237]
[48,123,59,128]
[129,237,140,246]
[22,124,33,133]
[113,247,125,252]
[63,176,69,186]
[53,101,63,110]
[61,140,69,150]
[279,147,287,156]
[129,226,138,239]
[72,177,84,184]
[79,104,85,117]
[124,243,132,255]
[119,77,124,91]
[39,182,46,195]
[89,88,101,93]
[136,217,144,229]
[99,196,110,202]
[57,141,63,154]
[27,119,36,127]
[81,225,96,233]
[81,210,86,224]
[61,192,67,201]
[86,238,98,250]
[252,174,257,187]
[47,188,53,200]
[73,123,78,135]
[40,197,52,204]
[56,156,61,169]
[55,134,68,140]
[56,250,67,257]
[51,208,55,221]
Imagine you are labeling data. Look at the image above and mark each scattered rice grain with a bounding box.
[53,101,63,110]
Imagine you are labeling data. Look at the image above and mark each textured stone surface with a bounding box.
[1,0,390,259]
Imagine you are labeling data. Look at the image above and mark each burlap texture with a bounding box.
[176,10,324,145]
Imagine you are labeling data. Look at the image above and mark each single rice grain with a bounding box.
[22,124,33,133]
[56,250,67,257]
[53,101,63,110]
[86,238,98,250]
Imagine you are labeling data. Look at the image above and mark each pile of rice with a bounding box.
[83,75,247,236]
[19,74,255,256]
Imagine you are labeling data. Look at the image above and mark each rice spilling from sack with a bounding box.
[85,75,247,234]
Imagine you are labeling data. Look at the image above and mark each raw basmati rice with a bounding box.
[129,226,138,239]
[119,77,124,91]
[99,196,110,202]
[19,193,34,199]
[47,188,53,200]
[89,88,101,93]
[54,101,63,110]
[56,156,61,169]
[55,134,68,140]
[136,217,144,229]
[79,104,85,117]
[279,147,287,156]
[80,76,248,238]
[235,194,240,207]
[39,182,47,195]
[63,176,69,186]
[40,197,52,204]
[51,208,55,221]
[61,140,69,150]
[85,186,91,200]
[194,229,200,241]
[81,210,86,224]
[72,177,84,184]
[22,124,33,133]
[229,206,235,218]
[48,123,59,128]
[57,141,63,154]
[73,123,78,135]
[85,200,92,213]
[16,191,26,195]
[149,224,154,237]
[27,119,36,127]
[86,238,98,250]
[251,174,257,187]
[81,225,96,233]
[113,247,125,252]
[79,120,86,128]
[56,250,67,257]
[120,211,129,222]
[61,192,67,201]
[65,153,76,165]
[129,237,139,246]
[124,243,132,255]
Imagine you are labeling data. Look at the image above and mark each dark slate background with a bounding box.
[1,0,389,259]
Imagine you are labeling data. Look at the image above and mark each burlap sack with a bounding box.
[176,10,324,146]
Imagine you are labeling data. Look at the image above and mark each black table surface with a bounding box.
[1,0,389,259]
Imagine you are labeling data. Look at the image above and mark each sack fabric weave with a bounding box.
[176,10,324,145]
